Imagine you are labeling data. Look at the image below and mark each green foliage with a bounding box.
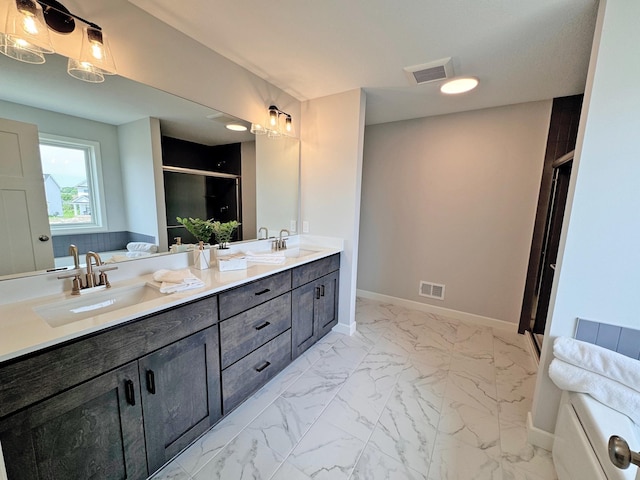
[176,217,216,243]
[211,220,241,248]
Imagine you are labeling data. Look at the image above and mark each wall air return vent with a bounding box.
[419,281,445,300]
[404,58,453,85]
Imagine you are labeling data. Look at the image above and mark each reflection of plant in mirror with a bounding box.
[212,221,241,249]
[176,217,215,244]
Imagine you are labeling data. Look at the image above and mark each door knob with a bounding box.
[609,435,640,469]
[39,235,50,242]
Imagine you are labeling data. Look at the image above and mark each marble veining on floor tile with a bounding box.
[149,297,555,480]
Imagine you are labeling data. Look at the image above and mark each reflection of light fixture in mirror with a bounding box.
[261,105,294,139]
[250,123,267,135]
[0,0,117,82]
[440,77,479,94]
[0,0,54,64]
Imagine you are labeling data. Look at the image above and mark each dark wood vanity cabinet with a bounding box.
[0,296,221,480]
[219,271,293,413]
[292,255,340,359]
[0,253,341,479]
[139,326,221,474]
[0,361,147,480]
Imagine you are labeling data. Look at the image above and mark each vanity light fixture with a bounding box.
[440,77,479,95]
[257,105,293,139]
[0,0,116,83]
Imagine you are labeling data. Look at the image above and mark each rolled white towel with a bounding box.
[554,336,640,393]
[549,358,640,425]
[127,242,158,253]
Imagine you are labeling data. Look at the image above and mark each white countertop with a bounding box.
[0,237,342,364]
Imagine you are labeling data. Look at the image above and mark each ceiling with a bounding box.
[128,0,599,125]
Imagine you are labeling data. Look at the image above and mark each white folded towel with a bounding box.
[159,280,205,294]
[554,336,640,393]
[153,269,204,293]
[549,358,640,425]
[153,269,197,284]
[243,251,286,265]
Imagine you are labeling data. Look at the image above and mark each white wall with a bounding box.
[117,118,162,244]
[532,0,640,433]
[256,136,300,236]
[358,101,551,323]
[300,89,366,333]
[0,99,127,232]
[241,141,257,240]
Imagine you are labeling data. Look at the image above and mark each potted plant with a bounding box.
[211,220,241,249]
[176,217,215,269]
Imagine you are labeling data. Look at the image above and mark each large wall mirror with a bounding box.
[0,53,300,279]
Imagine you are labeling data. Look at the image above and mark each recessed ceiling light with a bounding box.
[440,77,479,95]
[225,123,247,132]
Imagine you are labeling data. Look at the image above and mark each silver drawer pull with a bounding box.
[255,361,271,373]
[255,288,271,296]
[255,321,271,331]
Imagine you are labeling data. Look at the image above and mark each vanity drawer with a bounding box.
[221,329,291,413]
[220,293,292,369]
[292,254,340,288]
[218,270,291,320]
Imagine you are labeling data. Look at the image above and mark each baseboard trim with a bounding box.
[333,322,356,336]
[524,330,540,367]
[356,290,516,332]
[527,412,554,450]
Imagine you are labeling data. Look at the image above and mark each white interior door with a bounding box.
[0,118,54,276]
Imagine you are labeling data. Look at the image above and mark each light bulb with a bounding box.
[285,116,292,132]
[22,15,38,35]
[269,108,278,127]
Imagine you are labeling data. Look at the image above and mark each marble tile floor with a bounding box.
[150,297,556,480]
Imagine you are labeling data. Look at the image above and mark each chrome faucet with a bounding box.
[58,248,117,295]
[258,227,268,240]
[273,229,290,251]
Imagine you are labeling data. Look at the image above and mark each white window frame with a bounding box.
[39,133,108,235]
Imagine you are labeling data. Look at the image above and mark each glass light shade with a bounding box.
[0,0,54,63]
[67,57,105,83]
[0,31,45,63]
[74,26,116,75]
[250,123,267,135]
[268,107,279,128]
[440,77,479,94]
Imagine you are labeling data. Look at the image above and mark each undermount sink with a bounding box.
[34,283,165,328]
[283,247,319,258]
[243,247,319,262]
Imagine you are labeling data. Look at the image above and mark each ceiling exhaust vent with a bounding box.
[419,281,445,300]
[404,58,454,85]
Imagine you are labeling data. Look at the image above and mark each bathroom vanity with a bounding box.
[0,250,340,479]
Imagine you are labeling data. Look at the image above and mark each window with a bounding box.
[39,134,107,233]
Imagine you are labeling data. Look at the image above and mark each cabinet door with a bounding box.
[317,270,339,338]
[139,327,221,474]
[0,362,146,480]
[291,280,319,359]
